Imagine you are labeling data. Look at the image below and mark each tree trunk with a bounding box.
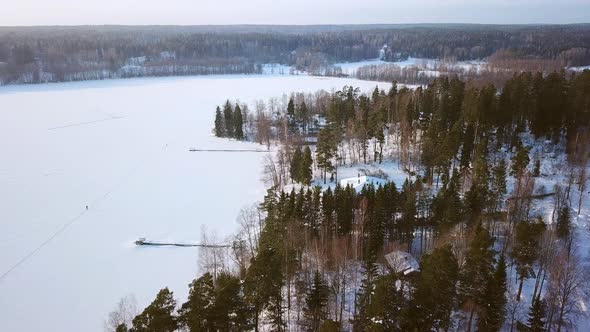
[467,308,475,332]
[517,276,524,302]
[557,302,566,332]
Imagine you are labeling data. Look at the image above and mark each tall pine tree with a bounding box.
[131,288,177,332]
[178,273,215,331]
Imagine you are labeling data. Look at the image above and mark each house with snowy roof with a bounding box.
[385,250,419,275]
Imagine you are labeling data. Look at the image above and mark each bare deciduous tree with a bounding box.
[546,245,589,332]
[104,295,138,332]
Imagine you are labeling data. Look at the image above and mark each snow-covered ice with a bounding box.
[0,75,390,332]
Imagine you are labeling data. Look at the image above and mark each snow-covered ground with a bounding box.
[569,65,590,72]
[0,75,390,332]
[333,57,487,76]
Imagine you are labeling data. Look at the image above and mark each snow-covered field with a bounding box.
[333,57,487,76]
[0,75,390,332]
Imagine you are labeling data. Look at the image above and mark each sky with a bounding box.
[2,0,590,26]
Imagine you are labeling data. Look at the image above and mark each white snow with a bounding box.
[260,63,294,75]
[333,58,389,75]
[333,57,488,76]
[339,175,387,192]
[568,65,590,72]
[0,74,390,332]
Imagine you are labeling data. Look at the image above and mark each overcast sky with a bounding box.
[2,0,590,26]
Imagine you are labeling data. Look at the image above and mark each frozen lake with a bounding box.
[0,74,389,331]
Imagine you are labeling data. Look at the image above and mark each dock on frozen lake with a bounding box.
[134,238,230,248]
[189,148,269,152]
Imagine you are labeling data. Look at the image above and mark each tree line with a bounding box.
[2,24,590,85]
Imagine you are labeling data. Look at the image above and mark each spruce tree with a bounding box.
[223,100,234,138]
[459,222,495,330]
[214,106,224,137]
[287,97,297,133]
[403,245,458,331]
[526,297,547,332]
[556,206,571,239]
[490,159,507,212]
[290,147,303,183]
[287,97,295,118]
[478,254,507,332]
[304,271,329,331]
[460,124,475,170]
[298,101,309,132]
[234,104,244,140]
[353,259,379,331]
[468,139,491,217]
[130,288,177,332]
[510,141,530,181]
[368,274,404,331]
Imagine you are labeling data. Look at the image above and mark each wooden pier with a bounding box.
[135,238,230,248]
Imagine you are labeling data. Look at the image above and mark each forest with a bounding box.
[106,69,590,331]
[1,24,590,85]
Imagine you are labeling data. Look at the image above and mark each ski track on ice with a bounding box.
[0,141,173,283]
[47,116,124,130]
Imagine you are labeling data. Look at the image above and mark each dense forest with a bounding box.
[107,70,590,331]
[1,24,590,85]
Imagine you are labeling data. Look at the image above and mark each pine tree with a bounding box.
[214,106,225,137]
[316,126,338,183]
[115,324,128,332]
[130,288,177,332]
[290,147,303,183]
[301,146,313,185]
[223,100,234,138]
[234,104,244,140]
[178,273,215,332]
[244,243,284,332]
[212,272,251,331]
[304,271,329,331]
